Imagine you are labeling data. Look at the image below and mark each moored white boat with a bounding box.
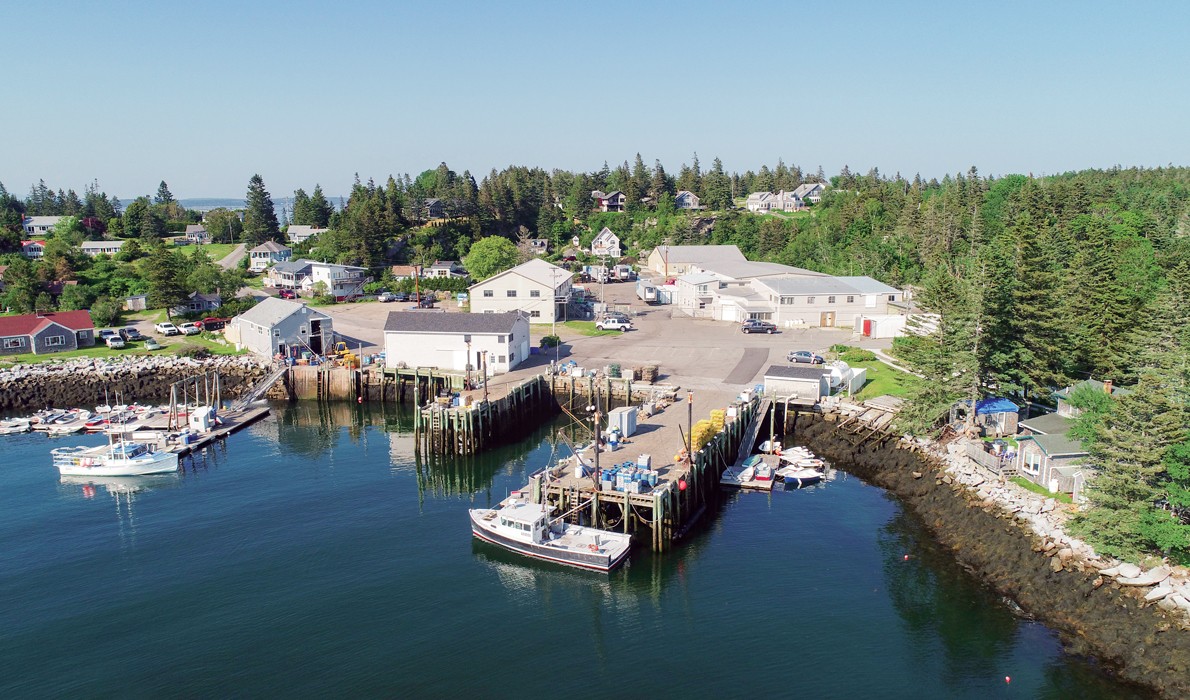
[469,497,632,573]
[777,465,824,488]
[52,441,179,477]
[0,418,32,435]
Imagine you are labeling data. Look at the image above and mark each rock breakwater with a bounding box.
[800,417,1190,698]
[0,355,272,414]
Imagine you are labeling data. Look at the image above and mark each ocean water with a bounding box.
[0,403,1148,698]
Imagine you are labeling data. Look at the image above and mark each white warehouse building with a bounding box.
[383,311,531,376]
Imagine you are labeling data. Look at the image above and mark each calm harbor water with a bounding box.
[0,403,1148,698]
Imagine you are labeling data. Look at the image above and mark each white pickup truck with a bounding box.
[154,321,180,336]
[595,317,632,332]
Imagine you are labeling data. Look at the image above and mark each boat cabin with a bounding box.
[111,443,149,460]
[498,502,551,543]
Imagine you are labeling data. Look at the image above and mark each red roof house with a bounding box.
[0,310,96,355]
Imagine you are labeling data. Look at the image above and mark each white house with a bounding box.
[287,225,328,244]
[21,240,46,259]
[383,310,531,376]
[423,260,468,279]
[469,258,573,323]
[792,182,827,204]
[265,259,371,299]
[172,291,222,316]
[226,297,333,358]
[249,241,293,272]
[590,227,622,258]
[591,190,626,212]
[184,224,210,244]
[745,190,803,213]
[674,190,702,210]
[22,216,63,236]
[80,240,126,257]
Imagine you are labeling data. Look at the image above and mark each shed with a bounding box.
[761,365,829,405]
[975,397,1020,436]
[606,406,638,438]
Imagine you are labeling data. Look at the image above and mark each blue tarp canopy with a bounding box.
[975,397,1019,415]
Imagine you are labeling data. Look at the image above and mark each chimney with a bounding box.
[1103,379,1113,395]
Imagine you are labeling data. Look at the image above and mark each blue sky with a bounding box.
[3,0,1188,199]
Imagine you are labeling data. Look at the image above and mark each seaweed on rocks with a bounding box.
[799,417,1190,699]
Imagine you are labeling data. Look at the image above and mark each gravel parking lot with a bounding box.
[315,280,894,395]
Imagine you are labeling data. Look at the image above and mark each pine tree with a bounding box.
[242,174,281,247]
[146,246,187,317]
[307,185,334,228]
[1071,372,1187,560]
[155,181,175,205]
[290,188,311,226]
[649,160,671,201]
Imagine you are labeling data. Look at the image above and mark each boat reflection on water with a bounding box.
[60,473,182,498]
[473,542,617,600]
[59,474,182,550]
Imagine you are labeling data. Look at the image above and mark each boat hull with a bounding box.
[55,450,179,477]
[469,511,630,573]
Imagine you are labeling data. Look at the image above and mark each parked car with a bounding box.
[376,292,397,302]
[119,327,147,342]
[741,319,777,334]
[279,289,297,299]
[178,322,202,336]
[154,322,180,336]
[144,338,163,351]
[788,350,825,365]
[98,329,118,342]
[595,318,632,332]
[392,292,409,302]
[199,317,229,331]
[105,336,126,349]
[415,297,436,308]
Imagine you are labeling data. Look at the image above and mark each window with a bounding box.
[498,336,505,343]
[506,290,517,297]
[888,294,896,301]
[498,355,506,364]
[807,296,815,304]
[530,290,540,298]
[847,296,854,303]
[1024,453,1041,476]
[3,338,25,349]
[530,310,541,318]
[828,296,835,304]
[483,289,493,297]
[45,335,66,347]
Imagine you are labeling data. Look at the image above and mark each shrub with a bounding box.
[540,335,560,348]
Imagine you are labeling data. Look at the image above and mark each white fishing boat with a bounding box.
[52,441,179,477]
[0,418,32,435]
[469,496,632,573]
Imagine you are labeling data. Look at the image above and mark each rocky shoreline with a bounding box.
[0,355,273,414]
[801,416,1190,698]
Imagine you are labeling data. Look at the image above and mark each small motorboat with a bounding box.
[0,418,32,435]
[52,440,179,477]
[778,465,824,488]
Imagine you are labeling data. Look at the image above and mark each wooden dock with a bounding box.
[525,393,762,552]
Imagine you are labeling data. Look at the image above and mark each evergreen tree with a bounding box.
[155,180,175,205]
[1071,372,1188,560]
[308,185,334,227]
[146,246,187,317]
[649,160,672,201]
[290,188,311,226]
[702,158,732,211]
[242,174,281,247]
[0,258,40,313]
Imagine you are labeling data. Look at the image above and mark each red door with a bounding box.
[862,319,872,337]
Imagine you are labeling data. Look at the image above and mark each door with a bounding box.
[820,311,835,327]
[519,340,529,366]
[862,319,872,337]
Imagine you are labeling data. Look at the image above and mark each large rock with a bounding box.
[1116,563,1143,579]
[1118,566,1171,587]
[1145,585,1173,602]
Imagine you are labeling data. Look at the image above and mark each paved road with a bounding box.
[219,244,247,270]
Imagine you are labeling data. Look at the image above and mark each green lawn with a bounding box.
[174,243,238,261]
[562,321,620,337]
[831,346,915,400]
[0,339,171,365]
[1011,476,1073,504]
[173,333,245,356]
